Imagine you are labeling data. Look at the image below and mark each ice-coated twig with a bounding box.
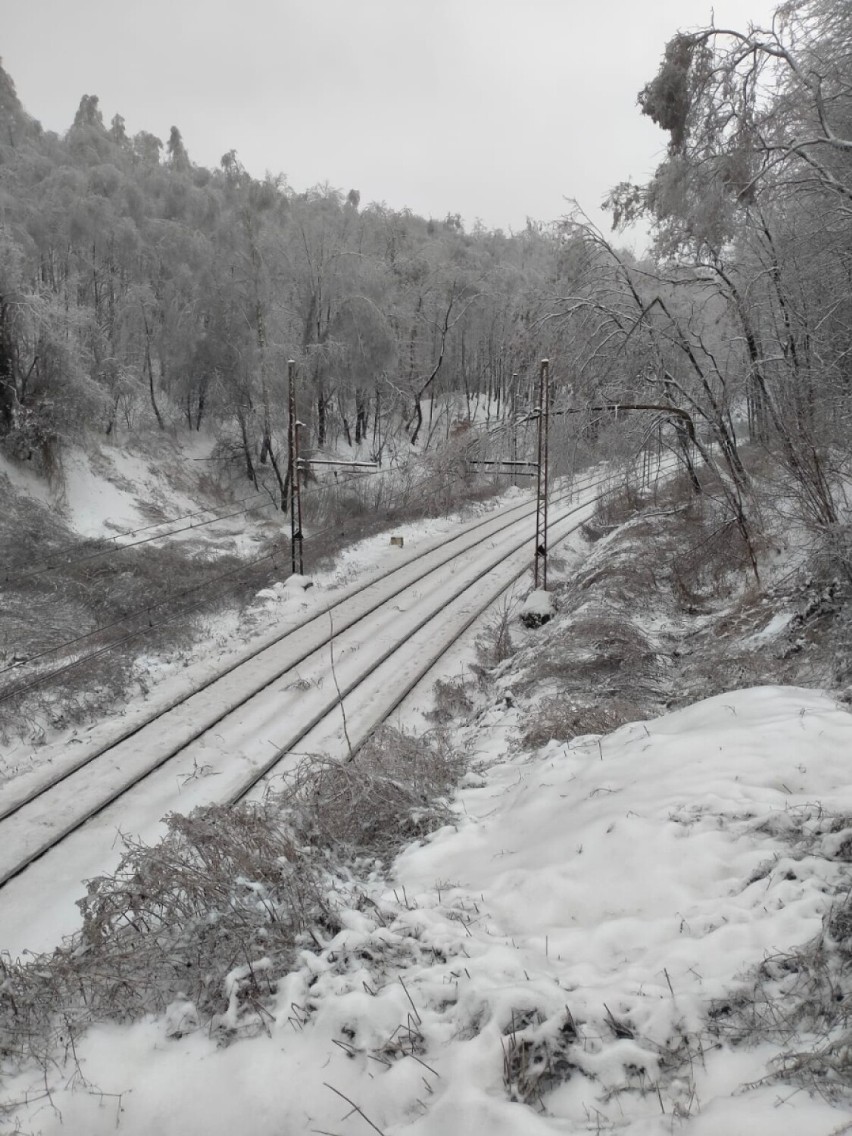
[398,976,422,1025]
[323,1083,386,1136]
[326,606,353,760]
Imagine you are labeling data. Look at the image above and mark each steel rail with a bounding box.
[0,480,595,825]
[232,489,606,802]
[0,476,614,887]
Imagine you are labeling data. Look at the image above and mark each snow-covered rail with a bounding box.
[0,473,608,827]
[232,491,607,801]
[0,473,613,954]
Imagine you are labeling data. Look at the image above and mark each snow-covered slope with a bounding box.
[0,434,222,541]
[7,685,852,1134]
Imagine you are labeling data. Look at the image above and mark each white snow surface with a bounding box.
[2,481,599,956]
[746,610,795,643]
[59,448,150,536]
[0,484,536,791]
[520,587,556,621]
[1,432,273,546]
[0,450,54,506]
[7,684,852,1133]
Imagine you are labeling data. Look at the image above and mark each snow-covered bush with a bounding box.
[473,595,518,672]
[0,728,462,1064]
[0,803,335,1057]
[275,726,462,859]
[520,693,645,749]
[427,676,474,724]
[707,817,852,1102]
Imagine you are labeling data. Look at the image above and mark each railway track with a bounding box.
[0,472,617,953]
[232,487,609,802]
[1,471,608,826]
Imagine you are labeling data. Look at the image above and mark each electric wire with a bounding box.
[3,412,515,585]
[0,477,521,703]
[236,486,611,801]
[1,424,605,695]
[4,450,447,583]
[4,495,281,584]
[3,414,631,682]
[0,483,604,844]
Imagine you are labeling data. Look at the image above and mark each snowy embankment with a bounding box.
[7,685,852,1134]
[0,426,528,788]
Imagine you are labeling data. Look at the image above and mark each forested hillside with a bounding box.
[1,0,850,709]
[0,60,581,491]
[560,0,852,584]
[2,0,851,586]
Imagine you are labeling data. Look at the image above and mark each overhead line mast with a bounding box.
[534,358,550,591]
[288,359,304,576]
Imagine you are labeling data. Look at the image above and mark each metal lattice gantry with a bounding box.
[287,359,377,575]
[287,359,304,576]
[534,358,550,591]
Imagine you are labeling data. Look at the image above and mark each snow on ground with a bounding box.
[7,685,852,1133]
[59,448,151,537]
[2,431,271,546]
[519,587,557,626]
[745,611,795,644]
[0,490,580,959]
[0,451,54,508]
[0,461,535,791]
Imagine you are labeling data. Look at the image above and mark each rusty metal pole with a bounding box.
[288,359,304,575]
[534,358,550,590]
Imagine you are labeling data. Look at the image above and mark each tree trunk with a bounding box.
[337,393,352,447]
[317,387,327,447]
[372,381,382,461]
[263,430,287,510]
[237,408,258,487]
[106,392,120,437]
[195,381,207,431]
[355,388,368,444]
[0,297,18,434]
[141,306,165,430]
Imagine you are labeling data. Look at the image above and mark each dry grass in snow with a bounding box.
[0,726,460,1069]
[4,688,852,1134]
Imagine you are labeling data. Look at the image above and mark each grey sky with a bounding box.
[5,0,777,235]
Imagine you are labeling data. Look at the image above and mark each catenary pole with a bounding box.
[534,359,550,590]
[288,359,304,575]
[511,372,519,487]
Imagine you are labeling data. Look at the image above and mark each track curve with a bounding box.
[0,474,613,904]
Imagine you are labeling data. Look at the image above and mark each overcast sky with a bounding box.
[5,0,777,237]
